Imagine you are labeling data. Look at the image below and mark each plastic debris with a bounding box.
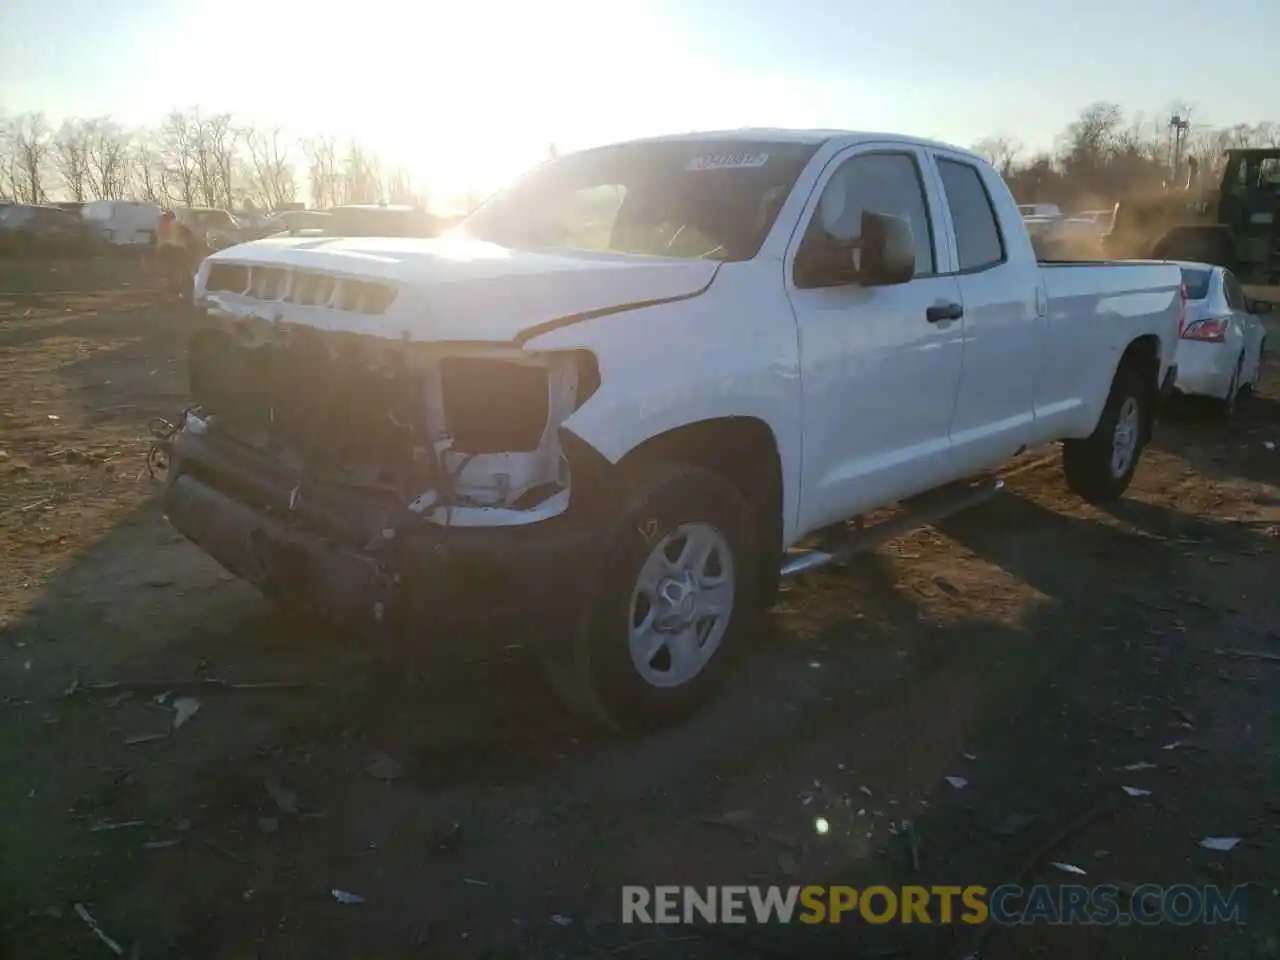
[944,776,969,789]
[1199,837,1241,852]
[332,889,365,905]
[963,751,977,761]
[364,753,404,781]
[550,914,573,927]
[1119,761,1156,771]
[143,838,184,850]
[172,697,200,729]
[74,903,123,955]
[264,776,299,815]
[1122,786,1152,797]
[1263,441,1275,451]
[1050,861,1087,876]
[123,733,167,746]
[90,820,145,833]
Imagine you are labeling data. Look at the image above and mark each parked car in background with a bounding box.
[174,128,1185,729]
[175,207,244,250]
[1018,202,1062,219]
[82,200,161,249]
[0,203,104,255]
[257,209,332,238]
[1172,262,1270,416]
[322,204,440,237]
[1076,208,1116,233]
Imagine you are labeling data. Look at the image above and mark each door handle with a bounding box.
[926,302,964,323]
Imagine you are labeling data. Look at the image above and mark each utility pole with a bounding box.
[1169,114,1191,185]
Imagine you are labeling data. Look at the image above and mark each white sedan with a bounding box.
[1172,262,1271,416]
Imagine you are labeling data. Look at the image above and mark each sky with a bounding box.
[2,0,1278,201]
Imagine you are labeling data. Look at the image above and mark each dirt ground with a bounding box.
[2,257,1279,960]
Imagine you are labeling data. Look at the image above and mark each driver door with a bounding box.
[785,146,965,534]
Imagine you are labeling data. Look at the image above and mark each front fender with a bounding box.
[525,265,806,542]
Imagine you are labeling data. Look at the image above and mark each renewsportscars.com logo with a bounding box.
[622,884,1247,926]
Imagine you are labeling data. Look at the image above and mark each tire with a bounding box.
[1062,364,1149,504]
[1212,354,1244,420]
[541,461,761,732]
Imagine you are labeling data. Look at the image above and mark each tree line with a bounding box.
[2,101,1277,214]
[0,108,435,212]
[974,101,1280,212]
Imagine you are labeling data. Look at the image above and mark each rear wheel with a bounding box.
[1212,353,1244,420]
[541,462,760,731]
[1062,365,1149,504]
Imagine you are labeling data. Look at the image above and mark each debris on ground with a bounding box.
[1118,761,1157,771]
[142,837,184,850]
[332,889,365,905]
[123,733,167,746]
[89,820,145,833]
[1199,836,1242,851]
[73,902,124,955]
[1216,647,1280,663]
[264,775,299,815]
[171,696,200,729]
[944,776,969,789]
[1049,861,1087,875]
[258,817,280,835]
[1121,786,1152,797]
[364,753,404,781]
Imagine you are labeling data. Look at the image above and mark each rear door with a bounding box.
[928,150,1043,476]
[785,144,965,532]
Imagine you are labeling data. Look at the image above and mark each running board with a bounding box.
[779,478,1004,579]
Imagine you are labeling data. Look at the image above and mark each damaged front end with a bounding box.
[164,267,605,640]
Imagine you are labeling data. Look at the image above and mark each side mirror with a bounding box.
[796,210,916,289]
[1248,299,1272,315]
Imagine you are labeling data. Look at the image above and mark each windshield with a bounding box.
[458,139,821,262]
[193,210,236,229]
[1180,267,1212,300]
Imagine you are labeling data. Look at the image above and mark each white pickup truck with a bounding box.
[168,129,1185,730]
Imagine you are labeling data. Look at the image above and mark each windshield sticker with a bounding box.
[686,152,770,172]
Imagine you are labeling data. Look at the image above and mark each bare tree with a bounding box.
[303,135,340,208]
[244,125,297,210]
[191,111,238,208]
[158,109,199,205]
[84,117,131,199]
[9,112,53,203]
[971,135,1023,178]
[340,140,381,204]
[53,119,91,201]
[129,133,164,202]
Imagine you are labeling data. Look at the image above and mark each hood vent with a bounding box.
[205,262,396,315]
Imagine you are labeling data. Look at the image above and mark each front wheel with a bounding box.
[541,462,760,731]
[1062,365,1149,504]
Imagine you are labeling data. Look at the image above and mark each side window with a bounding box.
[806,152,935,276]
[936,158,1006,271]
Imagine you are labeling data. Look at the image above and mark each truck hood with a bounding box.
[197,236,721,344]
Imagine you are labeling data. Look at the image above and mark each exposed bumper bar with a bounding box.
[163,429,600,650]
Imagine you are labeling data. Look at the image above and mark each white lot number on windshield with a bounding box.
[686,152,770,172]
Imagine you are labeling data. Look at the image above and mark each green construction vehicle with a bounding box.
[1104,148,1280,288]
